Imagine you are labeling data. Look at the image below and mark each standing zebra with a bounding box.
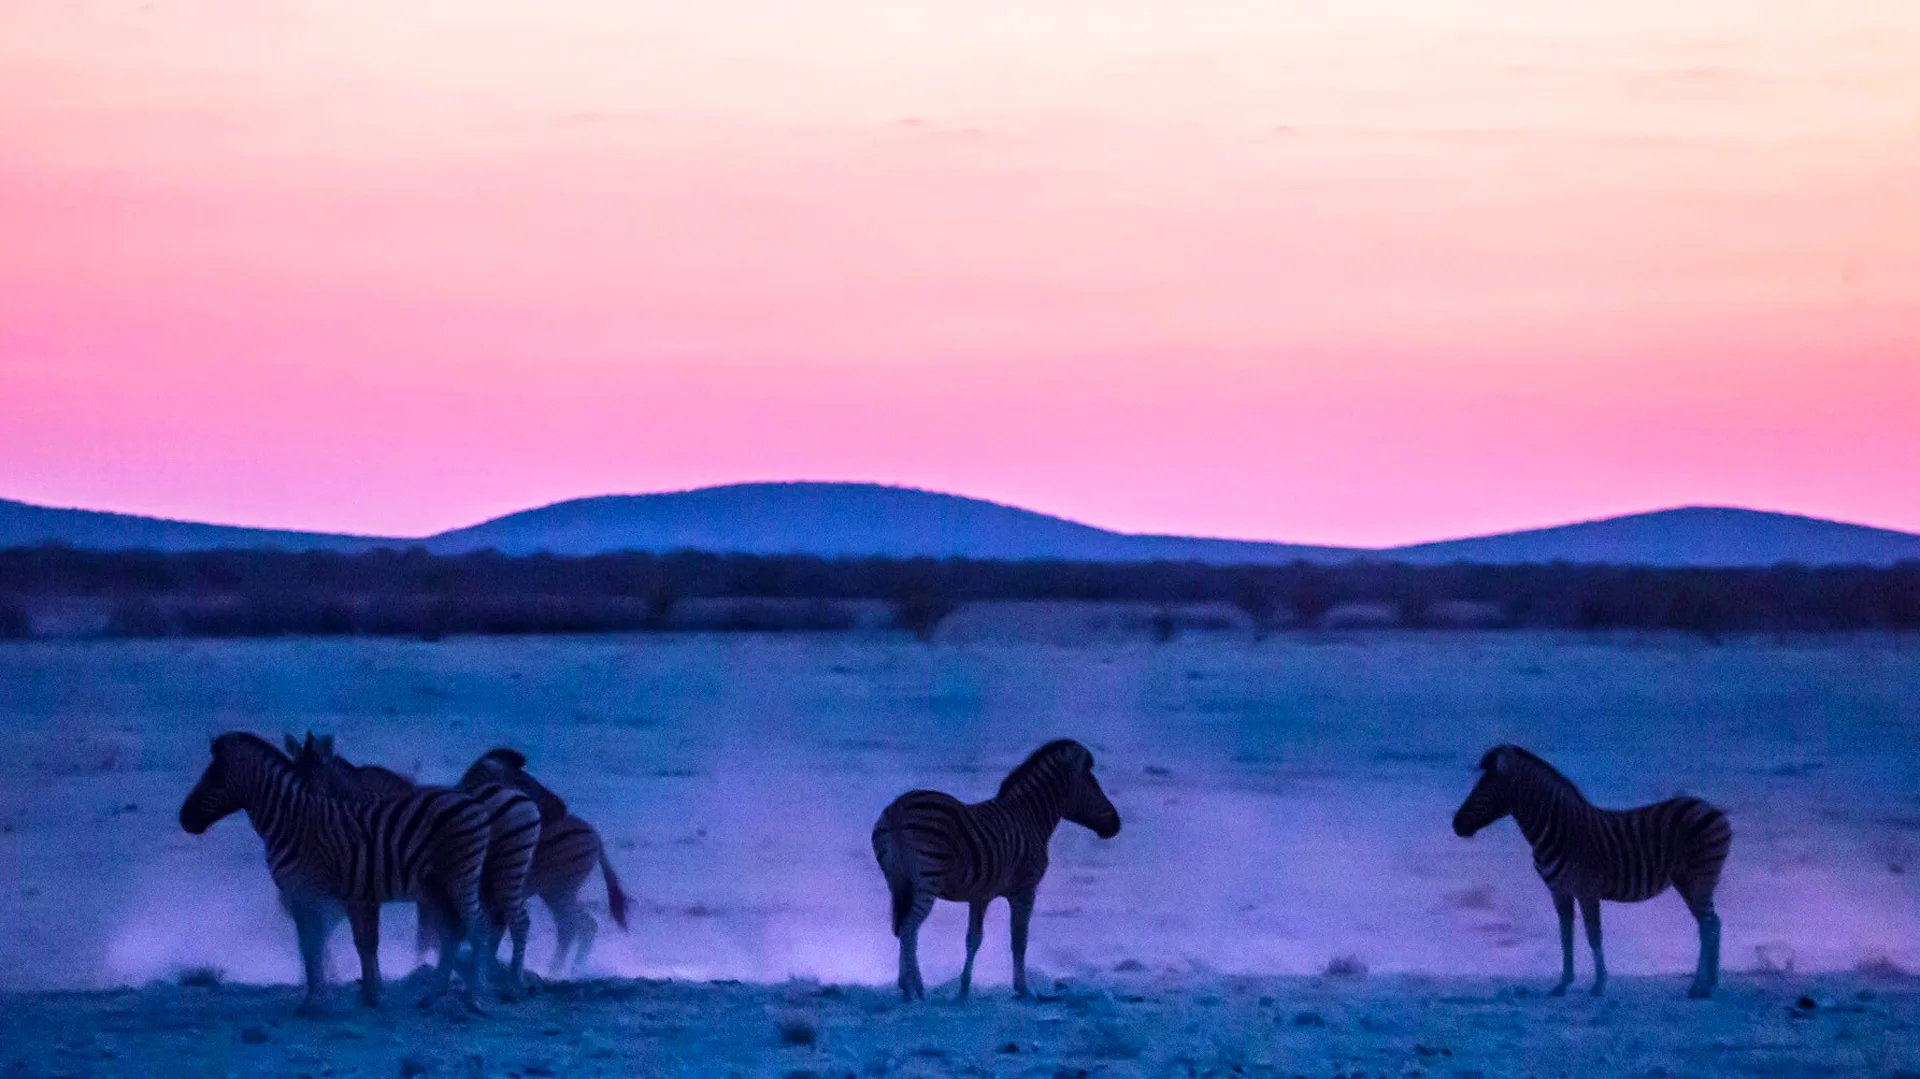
[872,739,1121,1002]
[460,748,631,976]
[1452,744,1732,998]
[285,735,544,999]
[178,732,494,1014]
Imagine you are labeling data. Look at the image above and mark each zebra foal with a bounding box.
[871,739,1121,1002]
[178,732,494,1014]
[1452,744,1732,998]
[460,748,631,976]
[285,735,544,998]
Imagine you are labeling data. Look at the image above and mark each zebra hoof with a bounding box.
[1589,984,1606,998]
[1547,984,1569,998]
[294,999,329,1019]
[1687,985,1713,1000]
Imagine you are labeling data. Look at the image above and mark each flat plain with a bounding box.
[1,620,1916,1076]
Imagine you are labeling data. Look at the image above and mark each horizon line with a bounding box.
[6,481,1917,551]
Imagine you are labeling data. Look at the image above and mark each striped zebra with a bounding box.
[1452,744,1732,998]
[178,732,494,1014]
[285,734,544,1000]
[459,749,632,976]
[871,739,1121,1002]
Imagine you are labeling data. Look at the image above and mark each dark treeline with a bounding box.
[0,545,1917,640]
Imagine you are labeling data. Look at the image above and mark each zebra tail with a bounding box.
[873,815,918,937]
[599,849,631,931]
[414,902,438,960]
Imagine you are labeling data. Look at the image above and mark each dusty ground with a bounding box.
[3,971,1916,1079]
[3,627,1917,1076]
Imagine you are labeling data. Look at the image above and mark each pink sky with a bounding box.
[2,1,1916,545]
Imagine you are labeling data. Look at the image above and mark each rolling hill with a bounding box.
[0,498,388,554]
[4,484,1918,567]
[420,483,1352,563]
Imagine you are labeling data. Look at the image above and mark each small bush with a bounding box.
[775,1015,818,1047]
[1323,954,1368,977]
[1290,576,1337,631]
[0,594,29,639]
[106,597,172,638]
[891,583,957,642]
[177,965,224,989]
[1232,577,1279,640]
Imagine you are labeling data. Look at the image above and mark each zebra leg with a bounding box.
[571,907,598,976]
[501,903,531,1001]
[289,898,332,1016]
[422,880,490,1014]
[1549,893,1575,996]
[958,899,988,1002]
[545,895,580,978]
[896,896,933,1002]
[417,893,464,1010]
[1578,896,1606,996]
[1683,891,1721,999]
[1009,886,1037,1000]
[346,898,384,1008]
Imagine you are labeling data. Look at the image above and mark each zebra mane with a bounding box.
[219,730,294,766]
[998,739,1090,799]
[1484,744,1586,799]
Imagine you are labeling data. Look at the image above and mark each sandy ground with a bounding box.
[4,970,1917,1078]
[1,624,1918,1075]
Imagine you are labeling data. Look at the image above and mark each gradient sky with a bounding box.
[2,1,1916,545]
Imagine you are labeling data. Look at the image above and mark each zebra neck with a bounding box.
[240,764,333,851]
[1508,773,1594,851]
[993,789,1064,836]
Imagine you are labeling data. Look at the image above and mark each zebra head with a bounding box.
[1453,744,1522,837]
[181,731,286,834]
[1004,739,1121,838]
[1067,753,1122,839]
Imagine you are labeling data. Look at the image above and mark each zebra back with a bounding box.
[461,748,570,826]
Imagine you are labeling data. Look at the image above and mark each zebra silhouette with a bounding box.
[460,748,631,976]
[285,735,544,998]
[872,739,1121,1001]
[1452,744,1732,998]
[179,732,494,1014]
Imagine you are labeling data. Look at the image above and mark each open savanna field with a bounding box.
[2,618,1917,1076]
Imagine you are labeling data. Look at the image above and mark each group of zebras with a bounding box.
[179,733,1732,1016]
[179,733,628,1014]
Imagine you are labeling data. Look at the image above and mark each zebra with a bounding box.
[1452,744,1732,999]
[459,748,632,976]
[178,731,494,1015]
[284,734,544,999]
[871,739,1121,1002]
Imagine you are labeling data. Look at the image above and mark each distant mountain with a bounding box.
[4,486,1918,567]
[423,483,1355,564]
[0,498,387,554]
[1386,506,1920,568]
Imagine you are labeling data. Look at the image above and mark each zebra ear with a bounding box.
[319,734,335,756]
[284,734,302,757]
